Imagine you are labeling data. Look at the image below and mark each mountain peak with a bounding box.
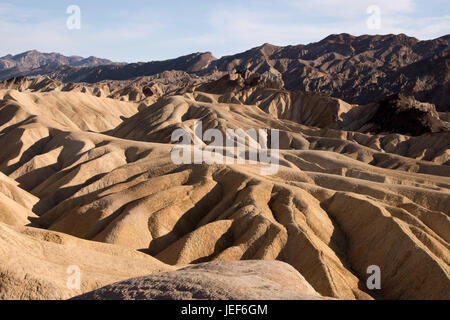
[260,42,276,48]
[322,33,356,43]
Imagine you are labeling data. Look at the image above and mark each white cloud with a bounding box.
[0,3,161,60]
[289,0,415,16]
[376,15,450,38]
[196,1,448,56]
[206,9,357,45]
[0,1,447,61]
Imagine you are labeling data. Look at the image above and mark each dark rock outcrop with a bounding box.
[364,94,450,135]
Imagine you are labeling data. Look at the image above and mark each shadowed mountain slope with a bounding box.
[0,50,116,81]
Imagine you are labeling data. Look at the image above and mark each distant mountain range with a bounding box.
[42,52,217,83]
[0,50,117,81]
[211,34,450,111]
[1,33,449,111]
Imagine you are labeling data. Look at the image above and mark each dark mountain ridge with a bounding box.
[44,52,217,83]
[2,33,449,111]
[0,50,117,80]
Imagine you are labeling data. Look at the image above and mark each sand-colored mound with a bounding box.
[0,222,173,300]
[0,172,38,225]
[0,171,38,210]
[0,89,139,132]
[327,192,450,300]
[0,193,36,226]
[0,89,140,187]
[73,260,326,300]
[0,72,223,105]
[185,72,450,136]
[185,72,372,131]
[111,94,450,168]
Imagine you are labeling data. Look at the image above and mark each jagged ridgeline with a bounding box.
[1,33,449,111]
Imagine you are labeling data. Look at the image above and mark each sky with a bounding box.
[0,0,449,62]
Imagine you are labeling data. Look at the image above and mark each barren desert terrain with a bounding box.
[0,34,449,301]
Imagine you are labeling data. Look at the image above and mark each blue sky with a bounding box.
[0,0,449,62]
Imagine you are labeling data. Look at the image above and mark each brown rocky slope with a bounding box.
[12,34,448,111]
